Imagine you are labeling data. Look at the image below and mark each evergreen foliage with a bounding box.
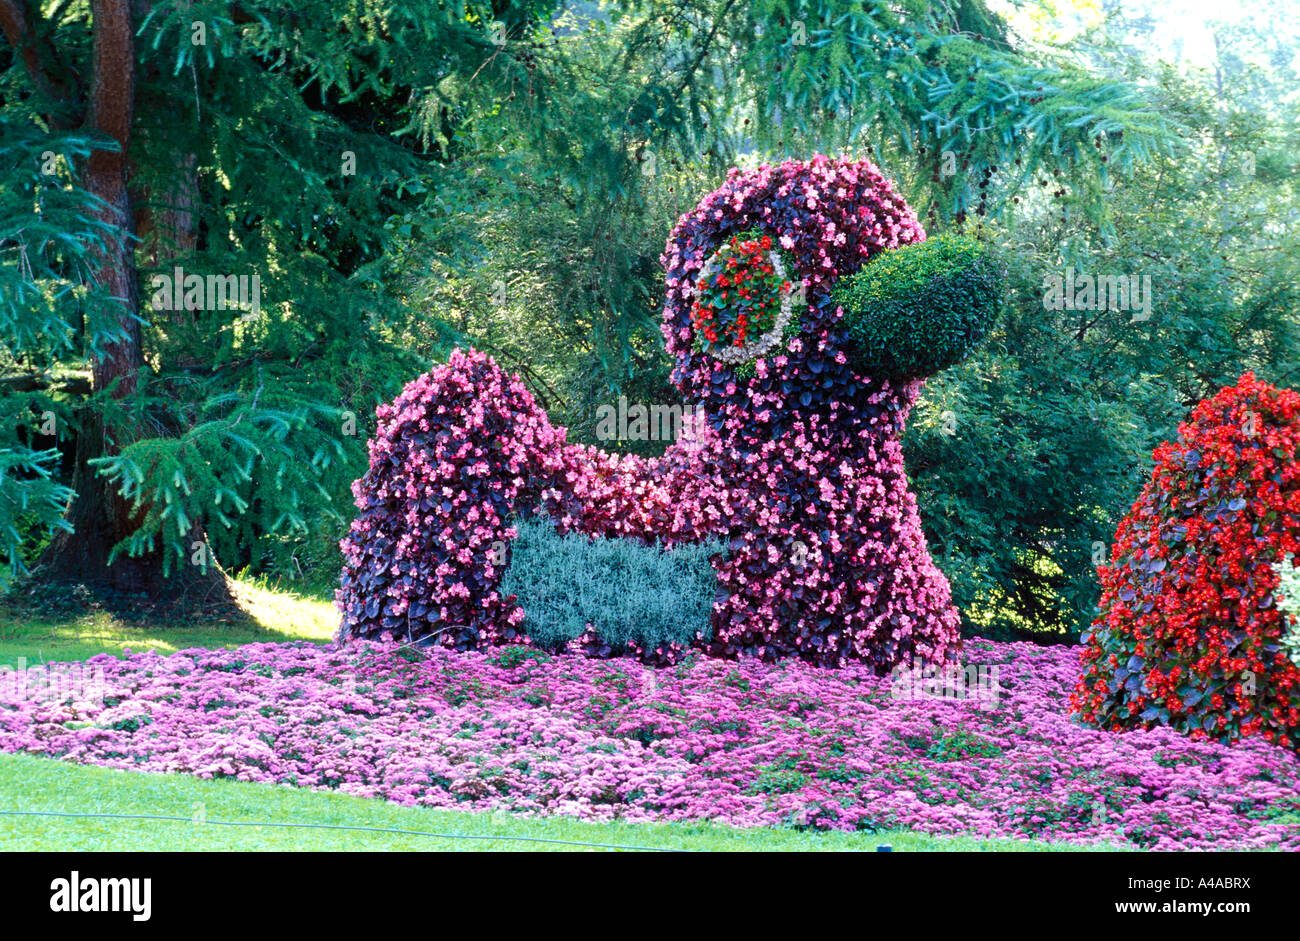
[0,1,550,587]
[0,122,112,581]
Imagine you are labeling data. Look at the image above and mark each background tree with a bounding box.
[0,0,561,603]
[907,64,1300,641]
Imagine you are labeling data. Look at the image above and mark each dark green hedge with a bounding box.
[832,233,1001,382]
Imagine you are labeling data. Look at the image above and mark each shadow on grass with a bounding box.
[0,574,339,666]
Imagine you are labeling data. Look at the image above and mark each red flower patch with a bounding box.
[690,230,787,354]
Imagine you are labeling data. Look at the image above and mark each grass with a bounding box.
[0,578,337,666]
[0,576,1120,852]
[0,753,1112,852]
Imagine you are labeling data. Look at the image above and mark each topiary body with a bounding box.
[338,156,1001,670]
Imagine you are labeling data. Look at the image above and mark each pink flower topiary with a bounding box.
[337,156,963,670]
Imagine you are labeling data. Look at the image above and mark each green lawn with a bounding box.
[0,578,338,665]
[0,578,1117,852]
[0,752,1114,851]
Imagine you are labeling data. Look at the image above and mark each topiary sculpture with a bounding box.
[337,155,1000,669]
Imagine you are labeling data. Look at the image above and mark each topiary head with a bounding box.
[830,233,1001,384]
[660,156,928,428]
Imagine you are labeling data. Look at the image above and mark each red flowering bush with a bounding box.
[1073,373,1300,748]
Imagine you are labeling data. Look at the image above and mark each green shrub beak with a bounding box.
[831,233,1001,383]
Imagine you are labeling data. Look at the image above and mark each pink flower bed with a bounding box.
[2,640,1297,849]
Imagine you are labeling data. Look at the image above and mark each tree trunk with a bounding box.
[32,0,230,607]
[134,150,203,368]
